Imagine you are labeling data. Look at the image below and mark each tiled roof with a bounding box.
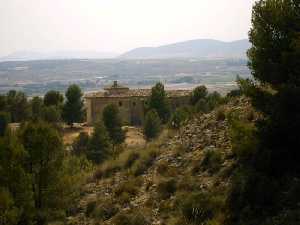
[85,89,191,98]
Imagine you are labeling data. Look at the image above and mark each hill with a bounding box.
[121,39,250,59]
[65,97,255,225]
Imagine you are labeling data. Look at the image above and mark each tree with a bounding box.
[42,106,61,123]
[0,131,33,225]
[148,82,171,123]
[102,104,125,146]
[72,132,89,156]
[206,91,222,111]
[190,85,208,105]
[30,96,44,121]
[20,122,63,224]
[143,109,161,140]
[6,90,29,122]
[87,122,111,164]
[169,107,190,129]
[63,85,84,126]
[227,1,300,224]
[43,90,63,107]
[0,112,10,136]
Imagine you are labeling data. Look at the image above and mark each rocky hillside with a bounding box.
[66,97,255,225]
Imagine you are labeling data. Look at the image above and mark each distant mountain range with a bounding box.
[0,51,118,62]
[120,39,250,59]
[1,39,250,62]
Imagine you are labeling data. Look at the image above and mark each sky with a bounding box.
[0,0,256,57]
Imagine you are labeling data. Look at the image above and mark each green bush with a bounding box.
[195,98,210,113]
[201,150,222,173]
[143,109,161,140]
[169,107,190,129]
[176,192,223,224]
[124,151,140,169]
[91,200,119,221]
[114,178,142,198]
[156,178,177,200]
[131,149,158,176]
[85,201,96,217]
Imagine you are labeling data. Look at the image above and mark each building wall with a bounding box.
[86,95,190,126]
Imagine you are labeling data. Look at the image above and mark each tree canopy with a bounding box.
[102,104,125,146]
[227,1,300,224]
[87,122,111,164]
[62,85,84,125]
[44,90,64,107]
[143,109,161,140]
[148,82,171,123]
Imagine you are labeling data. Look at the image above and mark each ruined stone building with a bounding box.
[85,81,191,125]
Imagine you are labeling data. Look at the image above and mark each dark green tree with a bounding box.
[43,90,64,107]
[30,96,44,121]
[87,122,111,164]
[206,91,222,111]
[42,106,61,123]
[190,85,208,105]
[143,109,161,140]
[0,131,33,225]
[0,112,10,136]
[62,85,84,126]
[169,107,190,129]
[0,95,7,111]
[72,132,89,156]
[227,1,300,224]
[148,82,171,123]
[102,104,125,146]
[6,90,29,122]
[21,122,64,225]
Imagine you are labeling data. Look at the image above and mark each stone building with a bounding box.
[85,81,191,125]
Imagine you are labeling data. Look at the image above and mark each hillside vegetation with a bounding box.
[65,97,255,225]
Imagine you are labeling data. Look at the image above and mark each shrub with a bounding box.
[85,201,96,217]
[124,151,140,168]
[114,178,142,198]
[195,98,210,113]
[156,178,177,199]
[169,107,190,129]
[112,211,150,225]
[72,132,89,156]
[201,150,222,173]
[190,86,208,105]
[91,200,119,221]
[131,149,158,176]
[216,107,226,121]
[176,192,223,224]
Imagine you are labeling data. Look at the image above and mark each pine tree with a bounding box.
[87,122,111,164]
[227,1,300,224]
[21,122,64,224]
[148,82,171,123]
[62,85,84,126]
[190,85,208,105]
[143,109,161,140]
[102,104,125,146]
[0,112,10,136]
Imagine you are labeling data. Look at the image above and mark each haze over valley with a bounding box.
[0,39,251,95]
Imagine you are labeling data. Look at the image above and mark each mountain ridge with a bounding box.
[121,39,250,59]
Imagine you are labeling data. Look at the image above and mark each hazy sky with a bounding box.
[0,0,256,57]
